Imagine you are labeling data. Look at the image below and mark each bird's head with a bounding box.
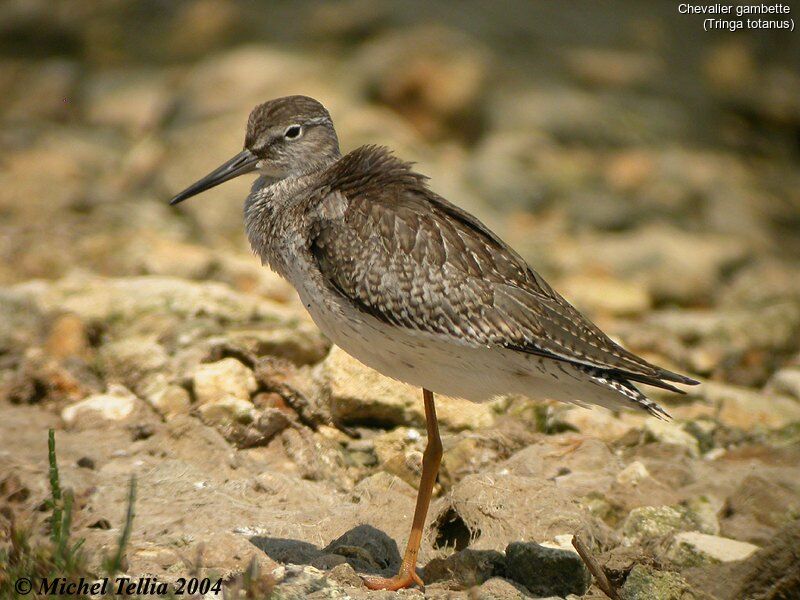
[170,95,339,205]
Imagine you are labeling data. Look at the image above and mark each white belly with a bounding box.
[292,269,633,412]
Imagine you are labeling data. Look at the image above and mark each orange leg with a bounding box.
[362,388,442,591]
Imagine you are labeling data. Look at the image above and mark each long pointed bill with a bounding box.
[169,149,259,205]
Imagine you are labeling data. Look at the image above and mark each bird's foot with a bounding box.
[361,566,424,591]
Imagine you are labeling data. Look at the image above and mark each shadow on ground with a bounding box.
[249,524,403,576]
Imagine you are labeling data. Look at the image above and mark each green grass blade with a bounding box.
[47,429,62,545]
[105,475,137,576]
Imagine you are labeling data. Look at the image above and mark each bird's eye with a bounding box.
[284,125,302,139]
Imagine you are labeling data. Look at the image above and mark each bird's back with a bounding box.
[253,144,698,416]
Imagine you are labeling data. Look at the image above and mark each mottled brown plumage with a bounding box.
[311,145,694,393]
[169,95,699,591]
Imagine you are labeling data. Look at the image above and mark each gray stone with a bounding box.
[424,549,504,588]
[321,524,401,573]
[504,541,591,597]
[622,504,716,543]
[620,564,710,600]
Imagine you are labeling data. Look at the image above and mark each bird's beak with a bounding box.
[169,149,259,205]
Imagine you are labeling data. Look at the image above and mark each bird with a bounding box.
[170,95,699,591]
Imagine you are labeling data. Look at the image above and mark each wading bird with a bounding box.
[170,95,698,590]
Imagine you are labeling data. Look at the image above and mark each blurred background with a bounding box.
[1,2,799,598]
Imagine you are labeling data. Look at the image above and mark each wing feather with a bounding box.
[309,146,698,390]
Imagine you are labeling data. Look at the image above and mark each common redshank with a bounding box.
[170,95,698,591]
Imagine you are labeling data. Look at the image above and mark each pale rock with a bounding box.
[147,384,192,419]
[214,254,296,303]
[439,434,503,488]
[665,532,758,567]
[560,406,642,442]
[620,564,709,600]
[540,534,579,554]
[641,301,800,386]
[193,358,257,405]
[371,427,425,488]
[686,495,722,536]
[197,396,256,427]
[623,504,715,543]
[125,237,214,280]
[561,225,751,306]
[62,386,138,427]
[223,324,329,365]
[352,471,416,500]
[431,473,589,553]
[13,275,295,334]
[643,418,700,458]
[703,381,800,430]
[765,367,800,401]
[468,130,555,211]
[99,336,169,396]
[616,461,651,487]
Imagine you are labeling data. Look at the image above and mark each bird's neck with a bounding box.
[243,164,331,278]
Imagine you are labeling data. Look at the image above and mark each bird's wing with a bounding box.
[308,147,696,390]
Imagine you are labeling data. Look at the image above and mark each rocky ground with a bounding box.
[1,2,800,599]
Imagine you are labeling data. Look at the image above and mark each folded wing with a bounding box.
[309,147,698,391]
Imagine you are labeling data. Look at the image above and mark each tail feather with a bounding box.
[577,365,672,420]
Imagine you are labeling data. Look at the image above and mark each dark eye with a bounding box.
[284,125,302,139]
